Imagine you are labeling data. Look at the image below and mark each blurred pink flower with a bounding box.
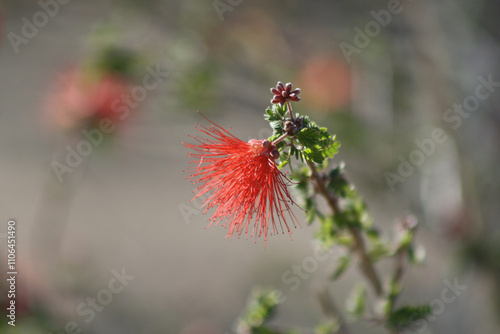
[45,67,131,130]
[297,55,352,112]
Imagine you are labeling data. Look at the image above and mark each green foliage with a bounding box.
[265,104,339,167]
[326,164,351,198]
[297,125,338,165]
[408,244,426,265]
[394,229,413,251]
[237,289,283,334]
[316,215,338,247]
[387,305,432,329]
[331,255,351,280]
[265,104,288,121]
[265,104,288,137]
[315,319,340,334]
[368,240,392,262]
[346,285,366,317]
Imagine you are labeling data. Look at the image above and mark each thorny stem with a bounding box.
[306,160,384,297]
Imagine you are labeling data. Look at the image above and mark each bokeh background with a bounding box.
[1,0,500,333]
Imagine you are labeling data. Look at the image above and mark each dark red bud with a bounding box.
[270,149,280,160]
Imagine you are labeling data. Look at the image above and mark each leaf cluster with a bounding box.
[265,104,340,167]
[236,289,296,334]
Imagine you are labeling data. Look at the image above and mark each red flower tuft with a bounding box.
[183,113,300,244]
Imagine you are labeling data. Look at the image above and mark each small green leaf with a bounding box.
[315,319,340,334]
[306,207,317,224]
[366,228,381,240]
[368,241,392,262]
[237,288,284,333]
[331,255,351,280]
[270,120,283,131]
[326,174,351,198]
[374,298,391,318]
[297,127,321,147]
[316,216,334,247]
[336,233,354,246]
[323,141,340,159]
[278,159,289,169]
[346,285,366,317]
[303,147,324,164]
[271,103,287,118]
[408,244,426,265]
[389,279,402,299]
[395,229,413,251]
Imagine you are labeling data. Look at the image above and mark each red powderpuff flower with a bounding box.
[184,113,300,244]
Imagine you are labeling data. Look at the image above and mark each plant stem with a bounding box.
[316,287,351,334]
[286,101,294,122]
[389,248,405,308]
[272,132,289,145]
[307,160,384,297]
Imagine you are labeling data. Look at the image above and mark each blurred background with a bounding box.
[1,0,499,333]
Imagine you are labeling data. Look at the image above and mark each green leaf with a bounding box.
[408,244,426,265]
[323,141,340,159]
[389,279,402,300]
[278,159,289,169]
[264,104,287,122]
[387,305,432,329]
[368,241,392,262]
[265,108,276,119]
[394,229,413,251]
[306,206,317,224]
[270,120,283,131]
[274,103,287,118]
[315,215,339,248]
[297,127,321,147]
[303,147,325,164]
[315,319,340,334]
[268,133,280,142]
[366,228,381,240]
[336,232,354,246]
[237,288,284,333]
[275,141,286,151]
[331,255,351,280]
[374,298,391,318]
[346,285,366,317]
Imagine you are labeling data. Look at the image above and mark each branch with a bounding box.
[307,160,384,297]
